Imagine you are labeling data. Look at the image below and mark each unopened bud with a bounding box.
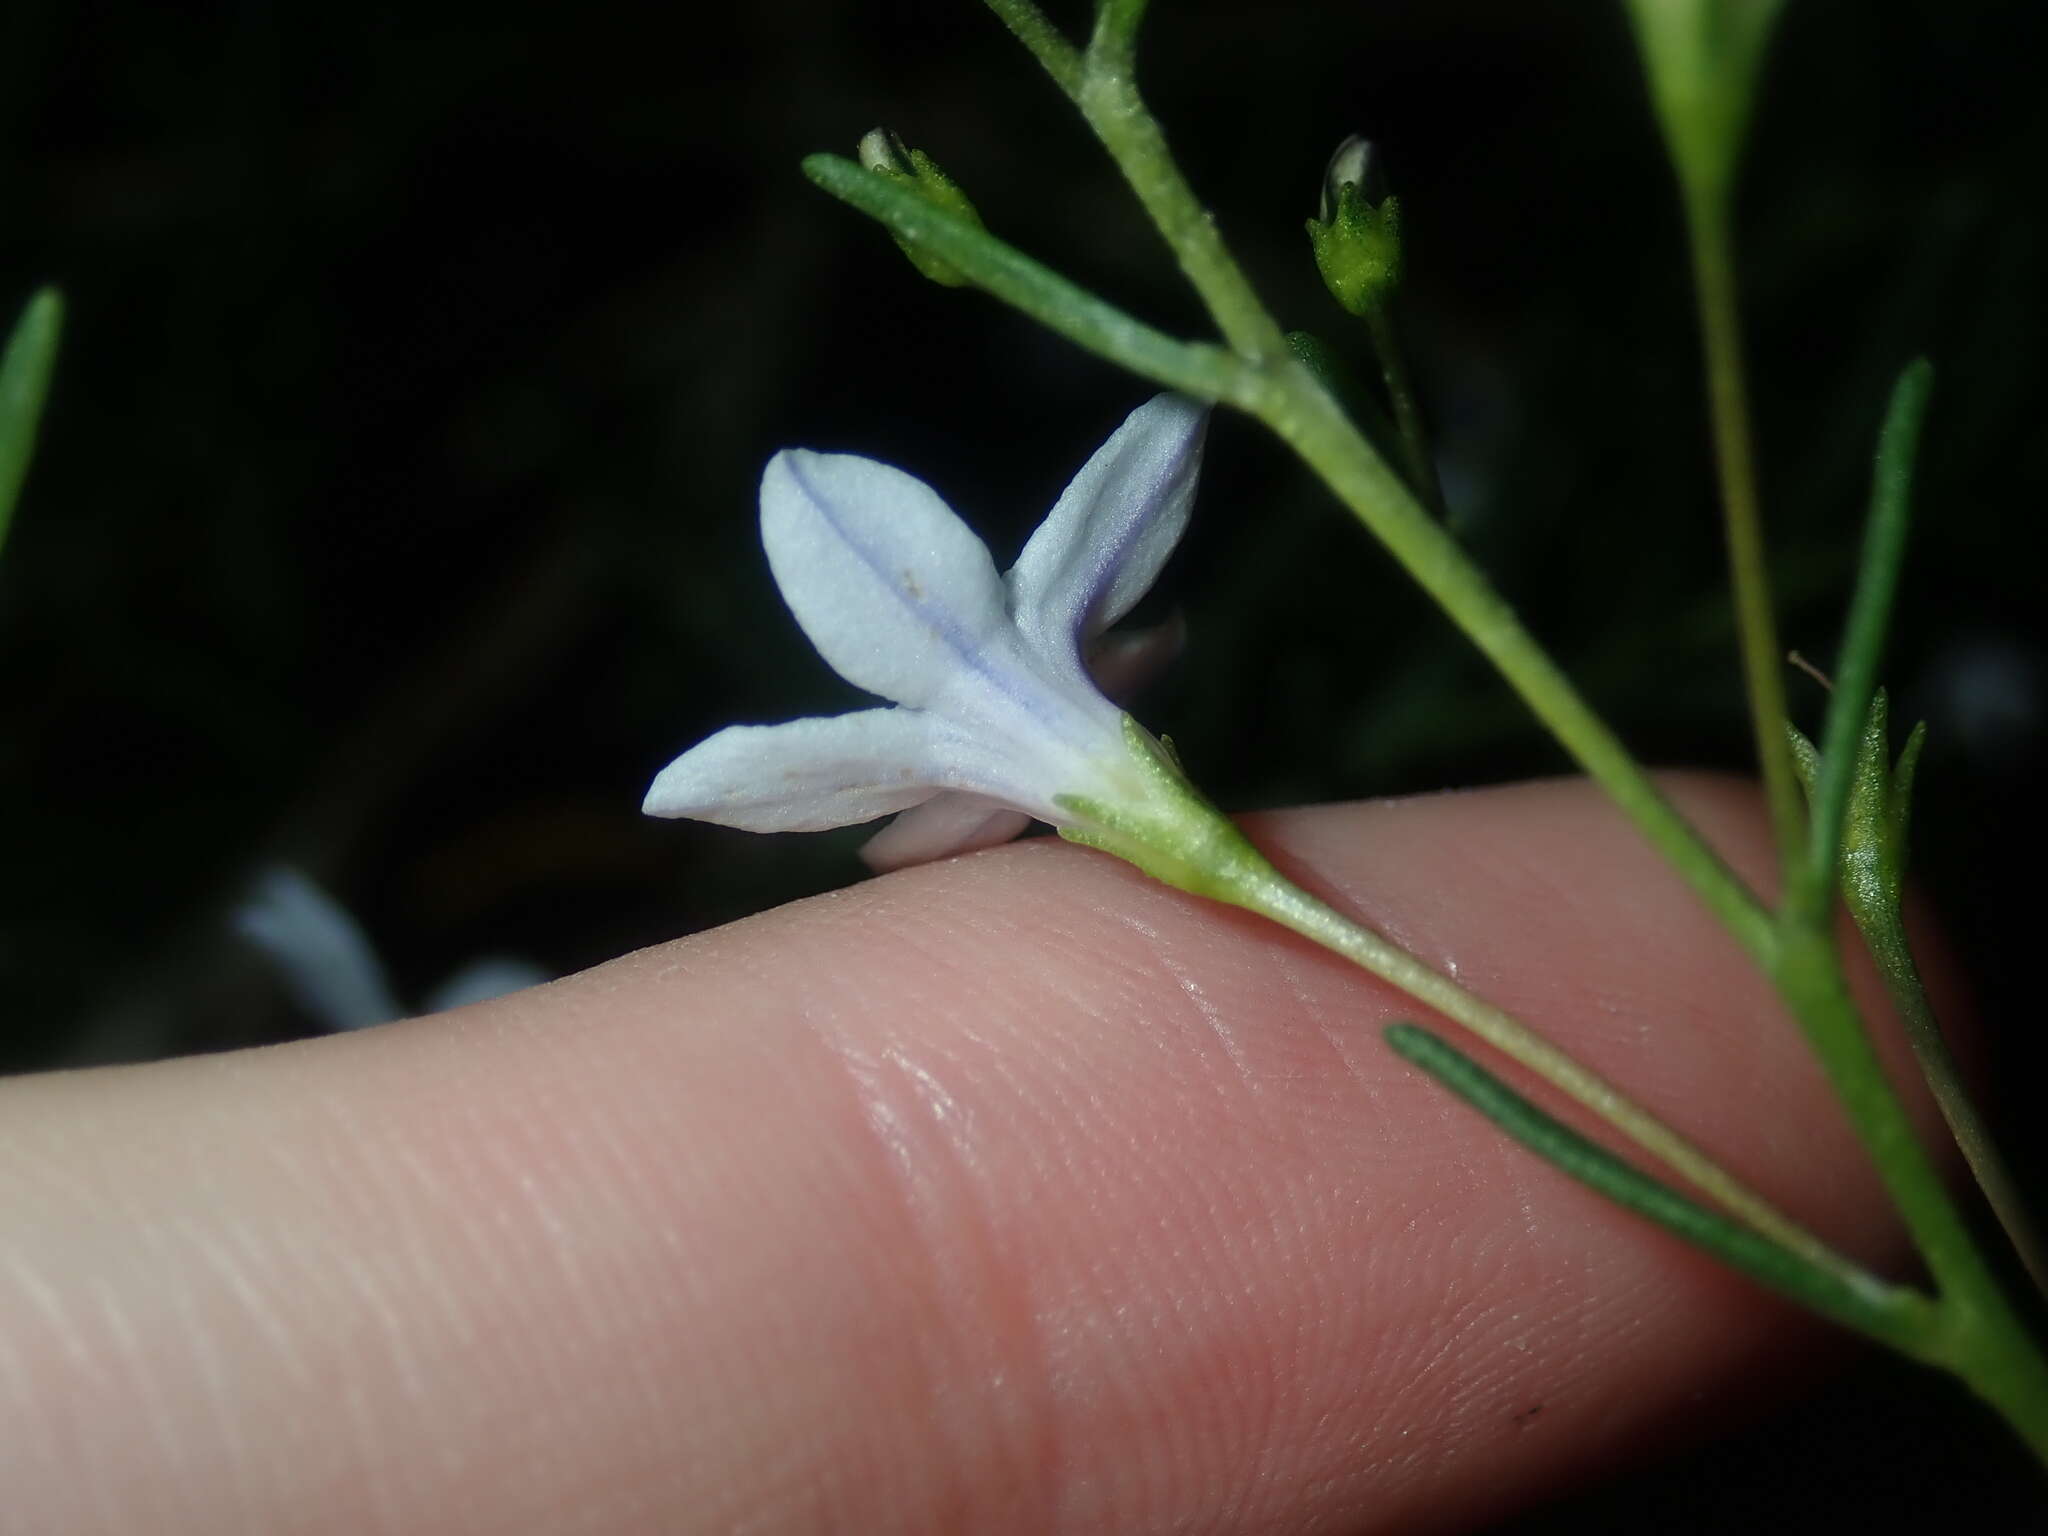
[856,127,984,289]
[1305,135,1402,317]
[1318,135,1389,224]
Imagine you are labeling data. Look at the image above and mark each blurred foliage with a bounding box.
[0,0,2043,1517]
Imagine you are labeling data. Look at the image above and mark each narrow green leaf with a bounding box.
[1790,360,1933,922]
[802,154,1254,406]
[0,287,63,557]
[1384,1022,1937,1359]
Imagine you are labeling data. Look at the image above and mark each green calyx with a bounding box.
[1055,715,1269,901]
[855,128,987,288]
[1786,687,1927,921]
[1306,137,1401,319]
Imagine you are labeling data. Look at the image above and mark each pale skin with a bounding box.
[0,776,1942,1534]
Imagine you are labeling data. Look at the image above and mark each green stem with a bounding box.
[982,0,1082,95]
[1683,190,1805,873]
[1204,844,1861,1284]
[1088,0,1150,74]
[1056,42,1776,963]
[1385,1023,1936,1359]
[1362,299,1445,516]
[1857,897,2048,1296]
[1771,929,2048,1457]
[1070,69,1292,365]
[1778,362,2045,1285]
[803,156,1256,406]
[1264,377,1778,965]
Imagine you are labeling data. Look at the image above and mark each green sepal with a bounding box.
[1786,689,1925,923]
[0,287,63,558]
[1305,182,1402,319]
[1055,715,1268,902]
[856,129,987,288]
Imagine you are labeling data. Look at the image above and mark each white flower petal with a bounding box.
[858,795,1034,872]
[643,709,944,831]
[232,865,402,1032]
[762,449,1012,709]
[1008,393,1209,650]
[423,956,551,1013]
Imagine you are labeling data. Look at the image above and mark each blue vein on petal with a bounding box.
[1072,449,1188,638]
[785,454,1073,730]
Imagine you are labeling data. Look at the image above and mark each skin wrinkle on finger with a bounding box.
[0,777,1943,1535]
[801,1014,1067,1531]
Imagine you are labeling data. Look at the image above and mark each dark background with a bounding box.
[2,0,2044,1526]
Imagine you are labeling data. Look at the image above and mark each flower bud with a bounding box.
[856,127,984,289]
[1305,134,1402,317]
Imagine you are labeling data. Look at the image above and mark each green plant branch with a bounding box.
[1776,361,2046,1285]
[1208,850,1859,1283]
[1062,731,1859,1284]
[1683,193,1806,873]
[1088,0,1151,75]
[1788,361,1929,923]
[1771,932,2048,1457]
[1362,299,1445,516]
[803,156,1257,406]
[982,0,1082,95]
[1384,1022,1938,1360]
[1854,891,2048,1297]
[1071,70,1292,365]
[983,2,1286,365]
[1262,380,1777,963]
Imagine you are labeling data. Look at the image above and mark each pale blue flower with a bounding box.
[234,866,549,1030]
[643,393,1210,869]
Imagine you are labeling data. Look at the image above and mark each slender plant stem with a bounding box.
[1072,70,1292,364]
[1263,376,1778,965]
[1854,900,2048,1295]
[1089,0,1150,73]
[1362,299,1446,516]
[1385,1023,1937,1357]
[982,0,1082,95]
[1206,847,1863,1284]
[1771,930,2048,1457]
[1682,190,1805,873]
[1778,363,2046,1286]
[1043,36,1780,963]
[803,156,1256,405]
